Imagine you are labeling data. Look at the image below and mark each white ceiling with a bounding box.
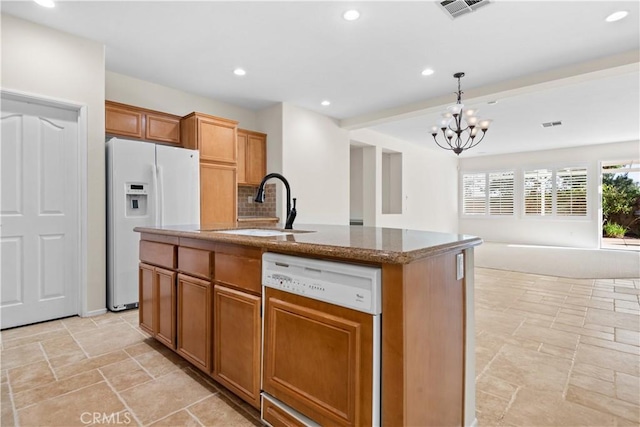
[2,0,639,156]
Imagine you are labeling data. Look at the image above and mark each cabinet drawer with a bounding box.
[178,247,212,280]
[214,252,261,295]
[140,240,176,269]
[262,398,308,427]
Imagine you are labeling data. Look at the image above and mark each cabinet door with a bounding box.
[177,274,211,372]
[212,285,261,408]
[245,133,266,185]
[237,131,248,185]
[138,263,155,336]
[106,102,143,139]
[155,267,177,349]
[200,163,237,224]
[198,117,237,164]
[263,288,374,427]
[146,113,181,144]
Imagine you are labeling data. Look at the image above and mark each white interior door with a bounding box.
[1,97,80,329]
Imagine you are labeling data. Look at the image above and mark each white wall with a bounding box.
[350,148,364,221]
[257,103,284,219]
[281,103,351,225]
[106,71,258,130]
[349,129,459,233]
[459,140,640,248]
[1,14,106,313]
[381,151,402,214]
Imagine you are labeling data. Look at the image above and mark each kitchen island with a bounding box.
[135,223,481,427]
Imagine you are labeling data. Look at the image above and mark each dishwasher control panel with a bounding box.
[262,253,381,314]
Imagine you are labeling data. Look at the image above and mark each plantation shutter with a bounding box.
[488,172,514,215]
[524,169,552,216]
[462,173,486,215]
[556,167,587,216]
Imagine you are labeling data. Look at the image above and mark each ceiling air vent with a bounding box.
[438,0,491,19]
[541,121,563,128]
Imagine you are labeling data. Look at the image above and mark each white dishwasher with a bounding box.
[261,252,382,427]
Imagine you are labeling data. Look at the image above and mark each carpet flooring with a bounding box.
[475,242,640,279]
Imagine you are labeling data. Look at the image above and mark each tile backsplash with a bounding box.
[238,184,277,218]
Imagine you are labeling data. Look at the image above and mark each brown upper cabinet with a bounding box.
[105,101,181,145]
[237,129,267,186]
[181,113,238,164]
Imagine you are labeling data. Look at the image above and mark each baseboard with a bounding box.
[81,308,107,318]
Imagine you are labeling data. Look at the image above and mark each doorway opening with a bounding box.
[601,160,640,251]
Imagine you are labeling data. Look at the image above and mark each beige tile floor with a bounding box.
[1,268,639,426]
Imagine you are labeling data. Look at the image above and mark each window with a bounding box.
[462,171,514,216]
[524,169,552,215]
[462,173,486,215]
[556,167,587,216]
[488,172,515,215]
[524,167,587,217]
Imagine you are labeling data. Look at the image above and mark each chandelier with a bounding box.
[430,72,492,155]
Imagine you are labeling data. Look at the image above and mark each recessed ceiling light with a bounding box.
[421,68,435,76]
[233,68,246,76]
[321,100,331,106]
[487,100,498,105]
[34,0,55,7]
[343,10,360,21]
[605,10,629,22]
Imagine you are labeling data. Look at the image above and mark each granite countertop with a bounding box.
[134,223,482,264]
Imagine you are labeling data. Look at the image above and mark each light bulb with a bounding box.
[466,116,479,127]
[447,103,464,115]
[606,11,628,22]
[445,129,454,137]
[438,117,452,128]
[430,126,439,134]
[343,10,360,21]
[479,119,493,130]
[34,0,55,7]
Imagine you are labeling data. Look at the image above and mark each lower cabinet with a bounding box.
[139,262,177,348]
[212,285,261,409]
[177,273,212,372]
[155,268,177,348]
[140,241,261,410]
[139,263,155,335]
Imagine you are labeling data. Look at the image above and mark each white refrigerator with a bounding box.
[106,137,200,311]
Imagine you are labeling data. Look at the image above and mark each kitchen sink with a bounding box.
[212,228,294,237]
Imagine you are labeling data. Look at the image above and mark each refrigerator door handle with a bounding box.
[152,164,160,227]
[157,165,164,227]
